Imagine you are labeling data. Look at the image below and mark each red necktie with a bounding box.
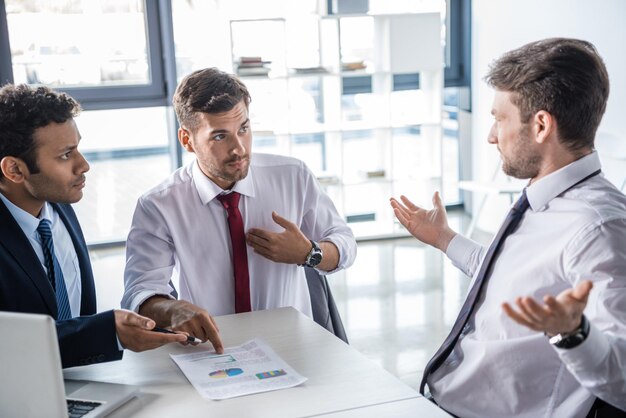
[217,192,252,313]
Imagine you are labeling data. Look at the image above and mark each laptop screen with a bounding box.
[0,311,138,418]
[0,311,68,417]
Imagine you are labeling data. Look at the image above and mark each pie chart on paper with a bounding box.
[209,368,244,378]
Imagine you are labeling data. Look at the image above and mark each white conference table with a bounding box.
[64,307,450,418]
[315,398,454,418]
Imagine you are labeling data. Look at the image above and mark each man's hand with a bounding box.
[246,211,311,264]
[114,309,187,352]
[502,280,593,336]
[390,192,456,252]
[138,297,224,353]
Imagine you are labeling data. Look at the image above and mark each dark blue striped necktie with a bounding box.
[420,189,530,394]
[419,169,602,395]
[37,219,72,320]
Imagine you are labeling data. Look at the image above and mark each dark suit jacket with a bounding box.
[0,199,122,368]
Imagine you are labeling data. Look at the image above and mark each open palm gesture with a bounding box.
[390,191,456,251]
[503,280,593,336]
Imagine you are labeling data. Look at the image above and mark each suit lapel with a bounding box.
[0,199,57,314]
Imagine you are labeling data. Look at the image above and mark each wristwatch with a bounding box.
[548,315,590,349]
[301,240,323,268]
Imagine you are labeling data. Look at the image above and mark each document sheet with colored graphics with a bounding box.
[170,338,307,400]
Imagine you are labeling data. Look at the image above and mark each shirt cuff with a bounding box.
[554,321,611,372]
[116,334,124,351]
[319,234,356,274]
[446,234,475,268]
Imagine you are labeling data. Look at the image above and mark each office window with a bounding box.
[0,0,469,244]
[2,0,166,108]
[73,107,170,243]
[1,0,173,243]
[7,0,149,88]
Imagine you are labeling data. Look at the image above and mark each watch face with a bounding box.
[552,333,585,349]
[308,252,322,267]
[549,315,590,349]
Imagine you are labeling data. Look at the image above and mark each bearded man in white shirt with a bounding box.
[122,68,357,353]
[391,38,626,417]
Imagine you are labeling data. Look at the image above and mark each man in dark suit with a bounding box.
[0,84,190,368]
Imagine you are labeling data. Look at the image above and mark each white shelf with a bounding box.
[253,121,441,136]
[228,11,443,239]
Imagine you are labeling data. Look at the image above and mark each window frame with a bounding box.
[0,0,469,244]
[444,0,471,88]
[0,0,169,110]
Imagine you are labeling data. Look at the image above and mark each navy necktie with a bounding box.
[37,219,72,320]
[420,189,530,394]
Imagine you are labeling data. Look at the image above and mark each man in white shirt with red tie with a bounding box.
[391,38,626,417]
[122,68,357,352]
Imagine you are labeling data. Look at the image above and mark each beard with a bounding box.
[210,156,250,185]
[501,124,542,179]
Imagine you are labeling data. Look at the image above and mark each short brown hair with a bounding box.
[173,68,251,133]
[485,38,609,151]
[0,84,81,179]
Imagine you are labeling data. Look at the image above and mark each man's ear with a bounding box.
[532,110,555,145]
[178,127,194,152]
[0,156,28,183]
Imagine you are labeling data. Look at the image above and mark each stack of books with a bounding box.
[291,66,329,75]
[236,57,271,76]
[341,60,367,72]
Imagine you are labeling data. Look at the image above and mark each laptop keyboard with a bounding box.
[67,399,102,417]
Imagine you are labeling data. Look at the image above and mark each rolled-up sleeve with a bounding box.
[300,166,357,274]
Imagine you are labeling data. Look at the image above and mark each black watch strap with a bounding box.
[549,315,590,349]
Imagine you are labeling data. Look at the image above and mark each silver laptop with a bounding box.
[0,311,138,418]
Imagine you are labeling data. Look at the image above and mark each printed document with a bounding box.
[170,338,307,400]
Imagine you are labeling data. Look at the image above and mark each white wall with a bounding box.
[470,0,626,231]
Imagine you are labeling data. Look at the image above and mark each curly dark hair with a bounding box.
[0,84,81,179]
[173,68,251,133]
[485,38,609,152]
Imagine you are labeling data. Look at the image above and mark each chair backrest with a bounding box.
[304,267,349,344]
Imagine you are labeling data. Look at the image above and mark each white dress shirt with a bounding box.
[122,153,357,317]
[0,193,82,317]
[430,152,626,418]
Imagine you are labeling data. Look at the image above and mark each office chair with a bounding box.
[305,267,349,344]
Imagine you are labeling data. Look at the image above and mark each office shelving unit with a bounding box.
[227,11,443,239]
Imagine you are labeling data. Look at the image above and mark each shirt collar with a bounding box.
[526,151,601,211]
[0,192,53,238]
[191,159,255,206]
